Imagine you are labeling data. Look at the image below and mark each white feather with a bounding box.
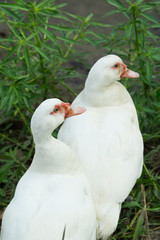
[58,55,143,239]
[1,98,96,240]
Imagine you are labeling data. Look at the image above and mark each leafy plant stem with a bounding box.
[59,81,77,96]
[33,13,47,99]
[143,163,158,191]
[128,209,142,229]
[0,133,30,151]
[132,6,140,53]
[141,184,151,240]
[15,158,27,170]
[14,104,31,135]
[132,6,149,98]
[55,31,80,72]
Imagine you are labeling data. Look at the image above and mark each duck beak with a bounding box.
[61,102,86,119]
[120,63,139,79]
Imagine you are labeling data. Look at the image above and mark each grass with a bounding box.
[0,0,160,239]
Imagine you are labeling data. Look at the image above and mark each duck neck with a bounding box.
[32,127,53,145]
[84,81,133,107]
[30,135,80,174]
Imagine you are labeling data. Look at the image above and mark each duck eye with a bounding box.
[54,107,59,113]
[114,64,118,68]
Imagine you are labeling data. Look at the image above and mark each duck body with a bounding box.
[1,99,96,240]
[58,55,144,239]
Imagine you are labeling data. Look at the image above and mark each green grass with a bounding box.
[0,0,160,239]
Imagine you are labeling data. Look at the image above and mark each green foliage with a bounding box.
[0,0,100,207]
[103,0,160,135]
[102,0,160,239]
[0,0,160,239]
[0,0,96,114]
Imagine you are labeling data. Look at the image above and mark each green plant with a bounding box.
[101,0,160,239]
[103,0,160,135]
[0,0,103,207]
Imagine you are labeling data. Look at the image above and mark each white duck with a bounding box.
[58,55,144,239]
[1,98,96,240]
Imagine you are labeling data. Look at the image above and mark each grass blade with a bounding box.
[133,211,144,240]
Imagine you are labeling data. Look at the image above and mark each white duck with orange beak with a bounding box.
[58,55,144,239]
[1,99,96,240]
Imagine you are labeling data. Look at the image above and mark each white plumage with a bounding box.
[1,98,96,240]
[58,55,144,239]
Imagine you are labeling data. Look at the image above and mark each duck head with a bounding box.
[85,54,139,91]
[31,98,86,143]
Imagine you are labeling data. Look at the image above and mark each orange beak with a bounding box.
[61,102,86,119]
[120,63,139,79]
